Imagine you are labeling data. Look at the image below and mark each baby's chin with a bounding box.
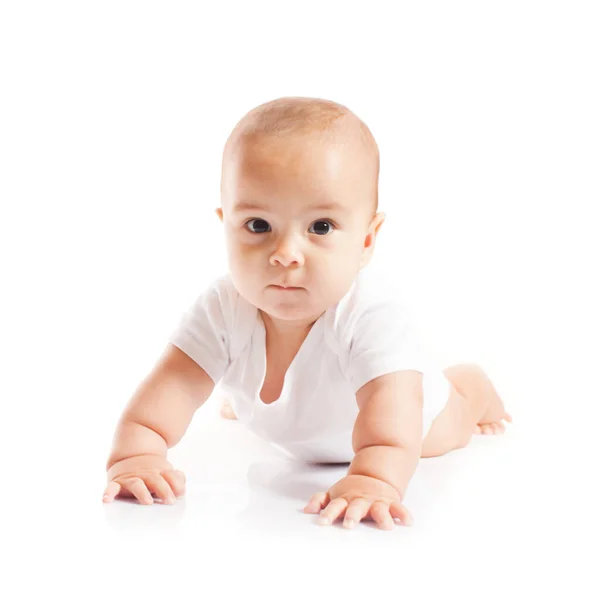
[262,296,315,319]
[232,277,336,320]
[259,291,328,322]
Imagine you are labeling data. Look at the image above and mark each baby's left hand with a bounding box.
[303,474,414,530]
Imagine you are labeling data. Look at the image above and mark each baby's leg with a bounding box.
[446,363,513,435]
[421,363,512,458]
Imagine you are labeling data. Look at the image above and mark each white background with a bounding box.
[1,1,599,598]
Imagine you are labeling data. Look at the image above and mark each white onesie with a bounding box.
[168,265,450,463]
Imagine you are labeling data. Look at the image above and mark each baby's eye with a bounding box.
[244,219,335,236]
[308,220,335,236]
[245,218,271,234]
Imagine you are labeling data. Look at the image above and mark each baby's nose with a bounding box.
[269,237,304,267]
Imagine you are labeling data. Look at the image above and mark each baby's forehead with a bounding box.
[233,131,372,184]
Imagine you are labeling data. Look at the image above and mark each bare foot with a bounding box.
[220,399,238,420]
[472,369,513,435]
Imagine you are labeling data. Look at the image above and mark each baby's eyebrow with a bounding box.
[233,201,346,213]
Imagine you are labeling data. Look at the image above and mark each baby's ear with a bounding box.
[374,212,386,234]
[215,208,224,222]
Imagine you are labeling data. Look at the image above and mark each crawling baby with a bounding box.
[103,96,512,530]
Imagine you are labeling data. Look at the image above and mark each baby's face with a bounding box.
[217,134,384,328]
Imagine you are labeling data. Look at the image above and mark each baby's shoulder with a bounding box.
[327,266,410,342]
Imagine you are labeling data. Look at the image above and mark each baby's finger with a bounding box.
[318,498,348,525]
[389,501,414,526]
[370,501,394,530]
[303,491,329,514]
[103,481,121,503]
[162,469,186,497]
[343,498,371,529]
[123,477,154,505]
[145,474,176,504]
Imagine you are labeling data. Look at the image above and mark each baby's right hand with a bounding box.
[103,454,186,505]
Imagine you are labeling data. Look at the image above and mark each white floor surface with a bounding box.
[4,363,598,599]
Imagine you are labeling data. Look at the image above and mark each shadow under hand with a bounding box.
[235,460,349,532]
[103,494,187,534]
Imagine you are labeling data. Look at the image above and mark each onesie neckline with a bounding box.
[254,310,326,408]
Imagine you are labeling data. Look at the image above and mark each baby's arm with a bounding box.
[347,370,424,500]
[105,343,215,500]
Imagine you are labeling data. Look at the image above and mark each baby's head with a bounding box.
[216,96,385,329]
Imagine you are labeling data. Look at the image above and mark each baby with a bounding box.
[103,96,512,530]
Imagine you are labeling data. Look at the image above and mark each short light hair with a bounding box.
[221,96,380,217]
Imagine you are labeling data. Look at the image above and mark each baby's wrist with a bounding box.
[348,445,420,499]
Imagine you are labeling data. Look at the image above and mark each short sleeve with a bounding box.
[168,276,231,385]
[339,283,435,395]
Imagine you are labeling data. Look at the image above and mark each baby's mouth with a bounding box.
[271,285,302,290]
